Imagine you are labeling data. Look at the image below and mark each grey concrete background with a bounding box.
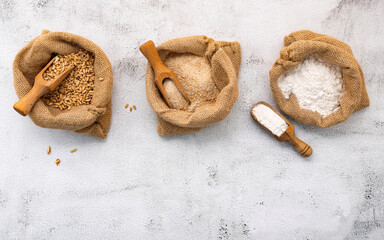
[0,0,383,239]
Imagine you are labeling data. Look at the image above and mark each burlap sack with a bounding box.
[145,36,241,136]
[270,30,369,128]
[13,30,113,138]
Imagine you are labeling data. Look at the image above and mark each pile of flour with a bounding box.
[163,53,219,111]
[252,104,288,137]
[163,79,189,110]
[278,55,344,117]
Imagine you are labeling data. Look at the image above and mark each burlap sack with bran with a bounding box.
[145,36,241,136]
[13,30,113,138]
[270,30,369,128]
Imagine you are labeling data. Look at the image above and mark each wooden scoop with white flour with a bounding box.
[251,101,312,157]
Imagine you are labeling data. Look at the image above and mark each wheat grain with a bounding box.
[43,50,95,110]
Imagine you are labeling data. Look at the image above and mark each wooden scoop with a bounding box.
[251,101,312,157]
[139,40,190,108]
[13,57,74,116]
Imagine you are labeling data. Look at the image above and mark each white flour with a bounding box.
[252,104,288,137]
[278,55,344,117]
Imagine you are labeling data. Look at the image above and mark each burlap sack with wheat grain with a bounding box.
[270,30,369,128]
[145,36,241,136]
[13,30,113,139]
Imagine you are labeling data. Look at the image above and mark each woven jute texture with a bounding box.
[13,30,113,138]
[145,36,241,136]
[270,30,369,128]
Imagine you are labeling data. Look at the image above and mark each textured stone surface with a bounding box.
[0,0,383,239]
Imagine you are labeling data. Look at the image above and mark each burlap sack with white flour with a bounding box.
[145,36,241,136]
[13,30,113,138]
[270,30,369,127]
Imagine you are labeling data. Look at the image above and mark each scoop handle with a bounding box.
[288,134,313,157]
[139,40,168,75]
[13,83,49,116]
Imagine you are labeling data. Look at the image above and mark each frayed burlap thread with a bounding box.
[13,30,113,138]
[145,36,241,136]
[270,30,369,128]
